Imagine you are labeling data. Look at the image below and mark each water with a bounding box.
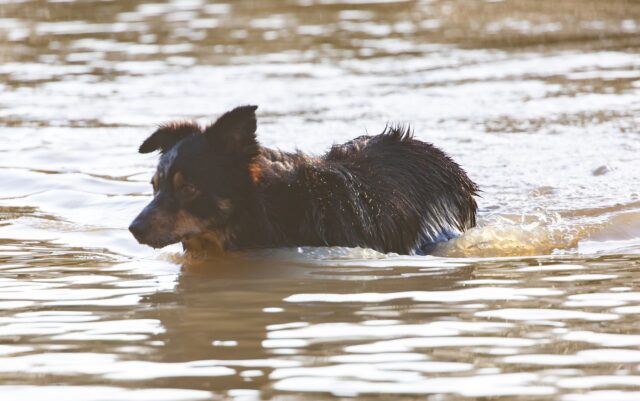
[1,0,640,400]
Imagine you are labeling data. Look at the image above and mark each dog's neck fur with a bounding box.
[237,149,312,249]
[181,148,309,253]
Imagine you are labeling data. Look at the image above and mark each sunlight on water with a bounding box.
[1,0,640,400]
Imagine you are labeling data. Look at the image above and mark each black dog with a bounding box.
[129,106,478,255]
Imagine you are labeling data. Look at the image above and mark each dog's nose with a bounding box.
[128,219,149,242]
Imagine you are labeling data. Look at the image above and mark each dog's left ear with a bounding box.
[204,105,259,161]
[139,121,201,154]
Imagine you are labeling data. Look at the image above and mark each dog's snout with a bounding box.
[129,218,149,242]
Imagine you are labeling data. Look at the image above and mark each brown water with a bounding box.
[1,1,640,400]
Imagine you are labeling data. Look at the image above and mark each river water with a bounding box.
[1,1,639,400]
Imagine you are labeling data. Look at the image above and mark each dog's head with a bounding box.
[129,105,260,249]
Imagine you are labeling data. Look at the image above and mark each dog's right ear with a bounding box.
[139,121,201,154]
[203,105,259,161]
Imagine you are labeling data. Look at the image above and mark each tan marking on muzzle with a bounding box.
[173,210,209,238]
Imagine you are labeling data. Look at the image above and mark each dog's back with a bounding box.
[260,126,478,254]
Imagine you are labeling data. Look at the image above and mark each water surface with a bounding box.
[1,0,640,400]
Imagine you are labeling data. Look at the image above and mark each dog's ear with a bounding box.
[204,105,259,160]
[139,121,201,154]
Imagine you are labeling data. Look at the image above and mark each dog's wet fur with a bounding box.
[129,105,479,255]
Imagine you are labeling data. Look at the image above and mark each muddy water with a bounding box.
[1,0,640,400]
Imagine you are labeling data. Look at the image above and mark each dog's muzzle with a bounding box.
[129,196,161,246]
[128,217,150,243]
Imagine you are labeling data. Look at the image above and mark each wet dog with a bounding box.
[129,105,478,255]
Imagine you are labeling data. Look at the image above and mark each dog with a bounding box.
[129,105,479,255]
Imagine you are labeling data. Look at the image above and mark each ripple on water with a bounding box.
[476,308,619,321]
[563,331,640,347]
[0,386,212,401]
[284,287,563,303]
[563,391,640,401]
[272,373,555,397]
